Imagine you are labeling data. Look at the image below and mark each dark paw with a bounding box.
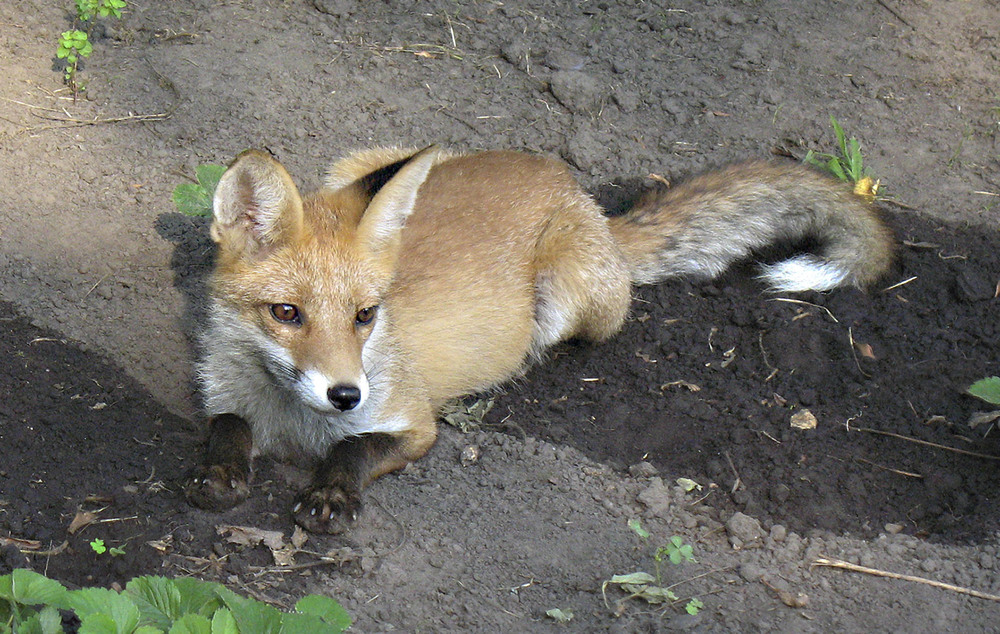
[184,463,250,510]
[292,485,362,534]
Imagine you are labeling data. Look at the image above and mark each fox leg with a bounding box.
[184,413,253,510]
[293,409,437,534]
[532,203,633,353]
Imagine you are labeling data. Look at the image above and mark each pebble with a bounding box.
[726,512,765,549]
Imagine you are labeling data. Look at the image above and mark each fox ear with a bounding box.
[211,150,303,256]
[355,146,438,257]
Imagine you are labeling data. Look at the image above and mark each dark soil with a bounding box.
[2,0,1000,631]
[487,208,1000,542]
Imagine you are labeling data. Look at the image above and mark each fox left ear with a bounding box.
[355,146,438,257]
[211,150,304,257]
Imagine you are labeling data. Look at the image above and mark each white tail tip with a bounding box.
[759,256,850,292]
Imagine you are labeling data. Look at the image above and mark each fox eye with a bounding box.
[270,303,301,324]
[355,305,378,326]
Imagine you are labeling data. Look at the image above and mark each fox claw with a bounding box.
[292,485,361,534]
[184,464,250,511]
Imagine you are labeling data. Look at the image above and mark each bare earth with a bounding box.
[1,0,999,631]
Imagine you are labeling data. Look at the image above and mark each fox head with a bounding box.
[208,147,437,415]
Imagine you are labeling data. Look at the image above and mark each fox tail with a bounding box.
[607,161,894,292]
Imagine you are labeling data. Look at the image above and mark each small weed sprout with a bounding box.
[805,115,879,199]
[57,0,128,94]
[604,520,704,616]
[656,535,695,566]
[89,538,126,556]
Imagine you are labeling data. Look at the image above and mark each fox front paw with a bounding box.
[184,464,250,511]
[292,485,362,534]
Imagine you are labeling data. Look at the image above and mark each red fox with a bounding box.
[185,146,894,533]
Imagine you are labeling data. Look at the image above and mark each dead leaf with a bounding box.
[217,525,285,550]
[290,525,309,549]
[969,410,1000,429]
[146,534,174,554]
[272,544,297,567]
[854,341,877,360]
[660,380,701,392]
[68,510,99,534]
[0,535,41,550]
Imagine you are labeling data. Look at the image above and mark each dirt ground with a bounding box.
[2,0,999,631]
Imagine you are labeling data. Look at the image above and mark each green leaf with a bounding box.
[627,518,650,539]
[608,572,656,585]
[685,597,704,615]
[172,183,213,217]
[968,377,1000,405]
[826,157,847,181]
[214,586,284,634]
[278,611,345,634]
[210,608,238,634]
[15,606,67,634]
[171,579,225,619]
[68,587,141,634]
[830,115,847,156]
[2,570,70,608]
[294,595,351,630]
[168,613,212,634]
[195,164,226,194]
[126,577,182,630]
[545,608,574,623]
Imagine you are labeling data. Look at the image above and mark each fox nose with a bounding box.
[327,384,362,411]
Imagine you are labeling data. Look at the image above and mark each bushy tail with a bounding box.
[607,161,894,291]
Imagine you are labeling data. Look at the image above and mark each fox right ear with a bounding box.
[211,150,304,257]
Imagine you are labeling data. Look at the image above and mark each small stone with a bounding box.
[790,409,818,430]
[460,445,480,466]
[884,523,904,535]
[769,524,787,542]
[627,461,658,478]
[726,512,765,549]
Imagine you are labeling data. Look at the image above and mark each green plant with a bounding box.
[656,535,695,566]
[56,29,92,86]
[0,569,351,633]
[804,115,879,198]
[173,164,227,216]
[91,538,127,556]
[57,0,128,93]
[968,377,1000,405]
[603,521,703,616]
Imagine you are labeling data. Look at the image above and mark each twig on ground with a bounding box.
[813,556,1000,603]
[853,456,922,478]
[851,426,1000,460]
